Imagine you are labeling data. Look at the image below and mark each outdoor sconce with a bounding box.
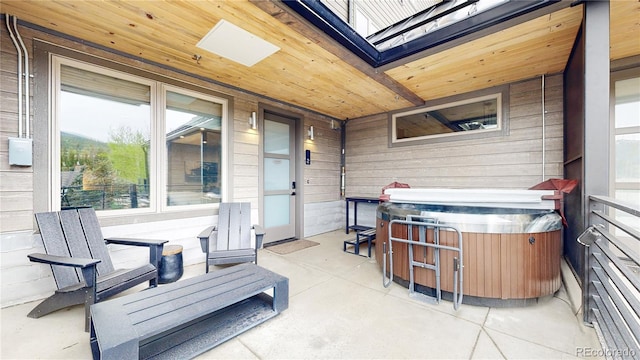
[249,111,257,130]
[308,125,314,140]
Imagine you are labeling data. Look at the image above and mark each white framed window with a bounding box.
[389,85,509,146]
[611,67,640,227]
[51,56,227,215]
[608,66,640,258]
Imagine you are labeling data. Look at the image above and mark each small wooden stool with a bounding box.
[158,244,183,284]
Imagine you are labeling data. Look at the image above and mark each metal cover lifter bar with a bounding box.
[406,215,441,303]
[383,218,464,310]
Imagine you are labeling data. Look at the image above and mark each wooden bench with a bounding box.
[89,263,288,360]
[343,228,376,257]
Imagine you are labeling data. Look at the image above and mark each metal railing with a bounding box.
[577,195,640,359]
[61,184,149,210]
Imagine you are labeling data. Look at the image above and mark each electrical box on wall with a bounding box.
[8,137,33,166]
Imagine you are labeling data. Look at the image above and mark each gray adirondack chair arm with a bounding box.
[253,225,265,249]
[28,253,101,268]
[28,253,99,290]
[197,226,216,241]
[105,237,168,247]
[198,226,216,253]
[105,237,167,272]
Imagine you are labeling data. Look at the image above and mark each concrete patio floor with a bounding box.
[1,230,603,359]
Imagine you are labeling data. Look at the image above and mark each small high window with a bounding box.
[390,86,508,146]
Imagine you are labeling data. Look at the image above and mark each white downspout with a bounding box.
[5,14,33,167]
[5,15,23,138]
[14,15,30,139]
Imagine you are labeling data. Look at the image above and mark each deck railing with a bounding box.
[578,195,640,359]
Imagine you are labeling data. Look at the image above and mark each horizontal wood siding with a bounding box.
[304,116,342,203]
[233,98,260,205]
[1,26,34,232]
[345,75,564,196]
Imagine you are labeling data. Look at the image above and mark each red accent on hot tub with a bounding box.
[529,178,578,226]
[380,181,410,201]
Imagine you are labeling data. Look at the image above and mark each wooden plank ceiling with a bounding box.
[2,1,639,120]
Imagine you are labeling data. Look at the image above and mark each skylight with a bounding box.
[284,0,561,68]
[366,0,509,52]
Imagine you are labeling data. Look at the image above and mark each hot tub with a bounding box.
[375,188,564,306]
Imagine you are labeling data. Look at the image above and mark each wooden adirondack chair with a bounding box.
[198,202,265,273]
[27,208,167,331]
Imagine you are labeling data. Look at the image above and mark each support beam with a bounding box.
[583,2,610,227]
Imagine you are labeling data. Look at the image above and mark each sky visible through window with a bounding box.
[60,92,195,143]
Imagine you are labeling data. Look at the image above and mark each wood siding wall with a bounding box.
[344,75,564,196]
[0,25,34,233]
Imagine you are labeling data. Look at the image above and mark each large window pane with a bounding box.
[614,77,640,129]
[616,133,640,183]
[612,74,640,238]
[166,91,222,206]
[613,75,640,206]
[59,65,151,210]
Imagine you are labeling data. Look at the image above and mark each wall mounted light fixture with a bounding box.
[308,125,314,140]
[249,111,257,129]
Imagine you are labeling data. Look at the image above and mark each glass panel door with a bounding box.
[263,116,296,242]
